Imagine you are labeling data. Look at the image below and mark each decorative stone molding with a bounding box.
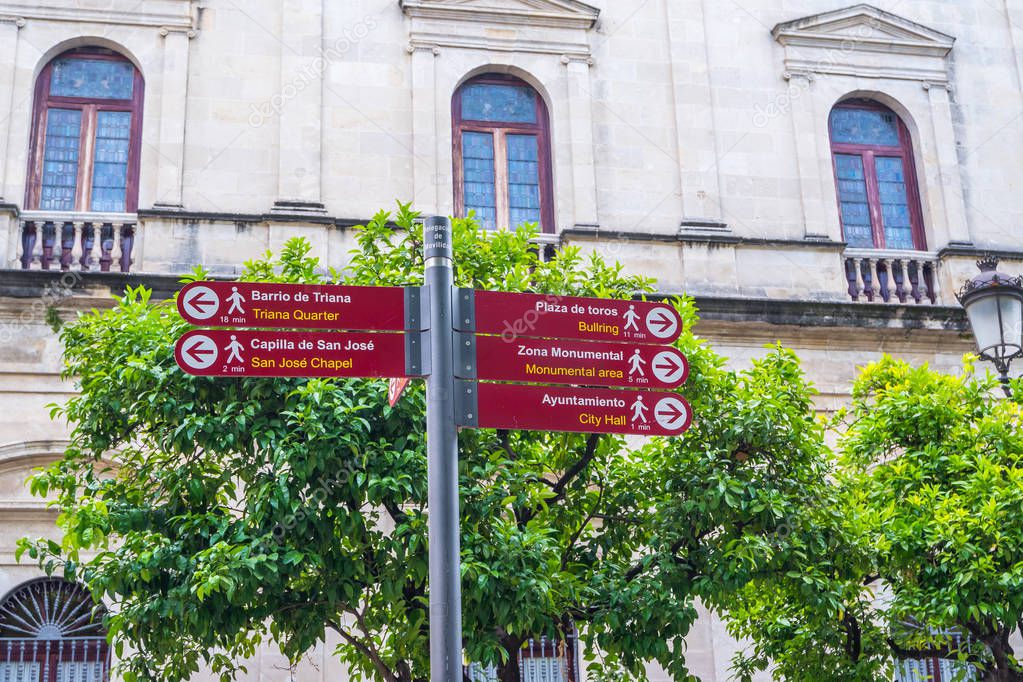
[159,26,198,39]
[560,54,593,66]
[0,15,25,28]
[400,0,598,30]
[401,0,598,57]
[407,42,441,56]
[772,4,954,84]
[0,0,196,30]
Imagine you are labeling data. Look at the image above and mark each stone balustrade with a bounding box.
[18,212,136,273]
[843,249,939,304]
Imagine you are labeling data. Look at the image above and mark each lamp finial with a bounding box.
[977,255,1000,272]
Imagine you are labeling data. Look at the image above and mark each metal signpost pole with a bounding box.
[423,216,462,682]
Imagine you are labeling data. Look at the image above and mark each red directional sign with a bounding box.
[178,281,411,331]
[175,329,417,378]
[389,377,412,407]
[460,290,682,344]
[459,382,693,437]
[463,335,688,389]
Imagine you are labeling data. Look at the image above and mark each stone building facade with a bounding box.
[0,0,1020,680]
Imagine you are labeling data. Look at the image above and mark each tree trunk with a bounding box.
[980,630,1023,682]
[497,635,524,682]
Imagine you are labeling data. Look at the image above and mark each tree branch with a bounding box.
[561,475,604,571]
[517,434,600,528]
[624,531,709,582]
[841,613,861,662]
[328,618,400,682]
[383,499,409,526]
[887,637,984,666]
[549,434,600,503]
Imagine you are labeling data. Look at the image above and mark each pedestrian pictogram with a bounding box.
[628,349,646,377]
[630,395,648,423]
[225,334,245,364]
[226,287,246,315]
[181,285,220,321]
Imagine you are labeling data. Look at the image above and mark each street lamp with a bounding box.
[956,257,1023,397]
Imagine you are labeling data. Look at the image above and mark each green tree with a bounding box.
[724,356,1023,682]
[20,204,832,682]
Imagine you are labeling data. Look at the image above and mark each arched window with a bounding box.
[0,578,109,681]
[829,100,925,250]
[453,74,553,232]
[27,48,144,213]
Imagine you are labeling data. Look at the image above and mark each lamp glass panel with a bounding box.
[965,295,1003,356]
[998,295,1023,357]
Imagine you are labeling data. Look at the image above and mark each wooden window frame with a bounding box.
[829,99,927,251]
[26,48,145,213]
[452,74,555,233]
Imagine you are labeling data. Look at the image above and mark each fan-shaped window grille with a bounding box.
[0,579,109,682]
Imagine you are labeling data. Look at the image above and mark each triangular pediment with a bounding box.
[773,4,954,57]
[400,0,599,30]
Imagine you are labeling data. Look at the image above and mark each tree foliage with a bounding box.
[22,204,834,682]
[725,357,1023,682]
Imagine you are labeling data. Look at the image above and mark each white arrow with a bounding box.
[645,307,679,339]
[651,351,686,384]
[654,396,689,431]
[183,286,220,320]
[180,334,219,370]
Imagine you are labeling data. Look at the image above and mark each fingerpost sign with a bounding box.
[175,330,423,378]
[173,216,694,682]
[455,289,683,344]
[456,382,692,437]
[178,281,420,331]
[457,335,688,389]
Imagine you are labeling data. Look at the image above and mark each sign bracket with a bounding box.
[454,379,479,428]
[453,288,475,332]
[404,286,427,331]
[454,332,477,379]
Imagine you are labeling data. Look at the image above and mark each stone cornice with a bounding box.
[407,33,592,58]
[399,0,599,31]
[560,225,848,251]
[0,1,196,30]
[685,295,968,333]
[0,269,972,335]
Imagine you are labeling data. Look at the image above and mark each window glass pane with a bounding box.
[875,156,915,250]
[834,153,874,248]
[462,131,497,229]
[90,111,132,212]
[507,134,541,227]
[829,107,900,146]
[461,83,537,124]
[50,58,134,100]
[40,108,82,211]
